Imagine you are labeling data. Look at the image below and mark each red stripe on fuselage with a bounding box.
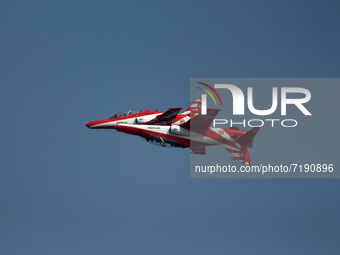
[87,110,161,128]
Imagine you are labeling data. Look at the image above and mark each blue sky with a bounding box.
[1,1,339,254]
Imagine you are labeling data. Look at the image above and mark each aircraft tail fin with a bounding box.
[237,127,260,143]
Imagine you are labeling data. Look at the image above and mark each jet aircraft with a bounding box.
[86,100,260,165]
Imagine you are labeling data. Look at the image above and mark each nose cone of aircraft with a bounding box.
[86,120,101,129]
[85,119,116,129]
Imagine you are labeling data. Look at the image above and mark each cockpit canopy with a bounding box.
[110,109,144,118]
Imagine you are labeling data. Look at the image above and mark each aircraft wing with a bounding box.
[145,107,182,125]
[180,108,220,131]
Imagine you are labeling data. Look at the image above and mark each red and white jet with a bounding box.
[86,100,260,165]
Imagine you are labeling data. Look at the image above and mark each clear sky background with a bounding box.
[1,1,339,254]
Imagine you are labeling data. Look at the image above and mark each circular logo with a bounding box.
[180,119,185,124]
[218,129,224,135]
